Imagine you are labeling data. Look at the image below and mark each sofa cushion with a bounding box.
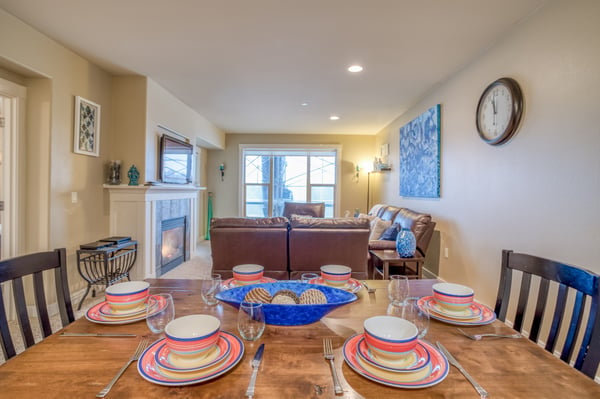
[369,218,391,241]
[379,224,400,241]
[290,217,370,229]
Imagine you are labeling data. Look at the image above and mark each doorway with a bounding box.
[0,77,26,260]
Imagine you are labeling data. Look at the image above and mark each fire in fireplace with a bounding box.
[159,216,187,275]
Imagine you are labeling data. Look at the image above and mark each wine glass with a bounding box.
[201,273,222,306]
[402,297,430,339]
[237,302,265,341]
[301,273,319,283]
[146,293,175,336]
[387,274,409,305]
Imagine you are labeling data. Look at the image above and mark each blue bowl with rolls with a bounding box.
[215,282,357,326]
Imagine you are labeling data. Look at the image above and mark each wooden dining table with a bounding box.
[1,278,598,398]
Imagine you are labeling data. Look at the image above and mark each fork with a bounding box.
[457,328,522,341]
[96,338,150,398]
[362,281,376,294]
[323,338,343,395]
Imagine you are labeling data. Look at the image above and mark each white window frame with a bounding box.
[239,144,342,217]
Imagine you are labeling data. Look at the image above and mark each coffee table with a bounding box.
[370,249,425,279]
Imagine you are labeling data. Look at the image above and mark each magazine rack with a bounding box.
[76,239,138,310]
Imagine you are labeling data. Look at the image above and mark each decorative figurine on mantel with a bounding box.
[127,164,140,186]
[107,160,121,185]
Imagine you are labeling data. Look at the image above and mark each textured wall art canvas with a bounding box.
[399,104,441,198]
[73,96,101,157]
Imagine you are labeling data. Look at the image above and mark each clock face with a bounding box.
[476,77,523,145]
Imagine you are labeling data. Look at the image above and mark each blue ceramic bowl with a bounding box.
[215,282,357,325]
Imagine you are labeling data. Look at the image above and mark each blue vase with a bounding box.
[396,227,416,257]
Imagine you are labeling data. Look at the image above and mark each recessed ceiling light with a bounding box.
[301,102,308,106]
[330,115,340,121]
[348,65,363,73]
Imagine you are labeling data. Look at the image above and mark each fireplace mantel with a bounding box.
[104,184,205,279]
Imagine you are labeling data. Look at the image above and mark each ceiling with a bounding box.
[0,0,547,135]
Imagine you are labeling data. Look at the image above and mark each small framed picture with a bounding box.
[73,96,101,157]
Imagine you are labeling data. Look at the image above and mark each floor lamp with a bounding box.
[366,171,371,212]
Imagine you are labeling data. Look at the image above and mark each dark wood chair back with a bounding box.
[0,248,74,360]
[494,249,600,378]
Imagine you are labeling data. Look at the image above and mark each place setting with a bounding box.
[305,265,363,293]
[138,314,245,386]
[343,315,449,389]
[417,282,496,326]
[85,281,173,325]
[221,264,276,289]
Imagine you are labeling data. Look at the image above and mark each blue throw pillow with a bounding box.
[379,224,400,241]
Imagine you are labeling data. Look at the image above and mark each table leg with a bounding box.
[383,261,389,280]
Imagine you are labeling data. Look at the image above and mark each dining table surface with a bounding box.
[1,278,599,398]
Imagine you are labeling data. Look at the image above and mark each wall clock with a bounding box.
[476,77,524,145]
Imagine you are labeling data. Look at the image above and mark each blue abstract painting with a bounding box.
[399,104,440,198]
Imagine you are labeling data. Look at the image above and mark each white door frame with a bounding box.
[0,77,26,260]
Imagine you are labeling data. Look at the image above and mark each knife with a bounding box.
[245,344,265,398]
[60,333,137,337]
[436,342,488,398]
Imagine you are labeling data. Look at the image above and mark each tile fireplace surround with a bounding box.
[104,184,202,280]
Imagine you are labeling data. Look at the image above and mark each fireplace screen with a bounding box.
[160,217,187,275]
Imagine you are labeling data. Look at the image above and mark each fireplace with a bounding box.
[158,216,187,276]
[104,185,201,280]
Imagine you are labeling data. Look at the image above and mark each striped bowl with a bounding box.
[165,315,221,360]
[105,281,150,312]
[363,316,418,362]
[432,282,474,312]
[320,265,352,287]
[233,264,264,285]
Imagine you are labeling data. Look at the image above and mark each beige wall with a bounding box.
[0,8,114,291]
[0,9,225,295]
[146,79,225,182]
[206,133,376,221]
[375,0,600,307]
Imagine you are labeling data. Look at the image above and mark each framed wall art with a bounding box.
[73,96,101,157]
[399,104,441,198]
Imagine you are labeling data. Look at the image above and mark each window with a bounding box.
[241,146,340,217]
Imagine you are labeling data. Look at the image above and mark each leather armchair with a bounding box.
[282,202,325,219]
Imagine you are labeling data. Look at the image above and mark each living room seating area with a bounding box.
[210,203,436,280]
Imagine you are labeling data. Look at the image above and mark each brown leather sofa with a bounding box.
[288,217,370,280]
[366,204,436,278]
[209,217,290,280]
[209,216,370,280]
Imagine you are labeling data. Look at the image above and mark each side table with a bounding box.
[370,249,425,280]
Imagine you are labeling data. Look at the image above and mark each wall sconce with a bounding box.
[219,163,225,181]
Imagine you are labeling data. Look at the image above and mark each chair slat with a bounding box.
[12,277,35,348]
[33,271,52,337]
[0,291,16,359]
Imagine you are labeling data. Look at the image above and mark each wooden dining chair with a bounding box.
[0,248,75,360]
[494,249,600,378]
